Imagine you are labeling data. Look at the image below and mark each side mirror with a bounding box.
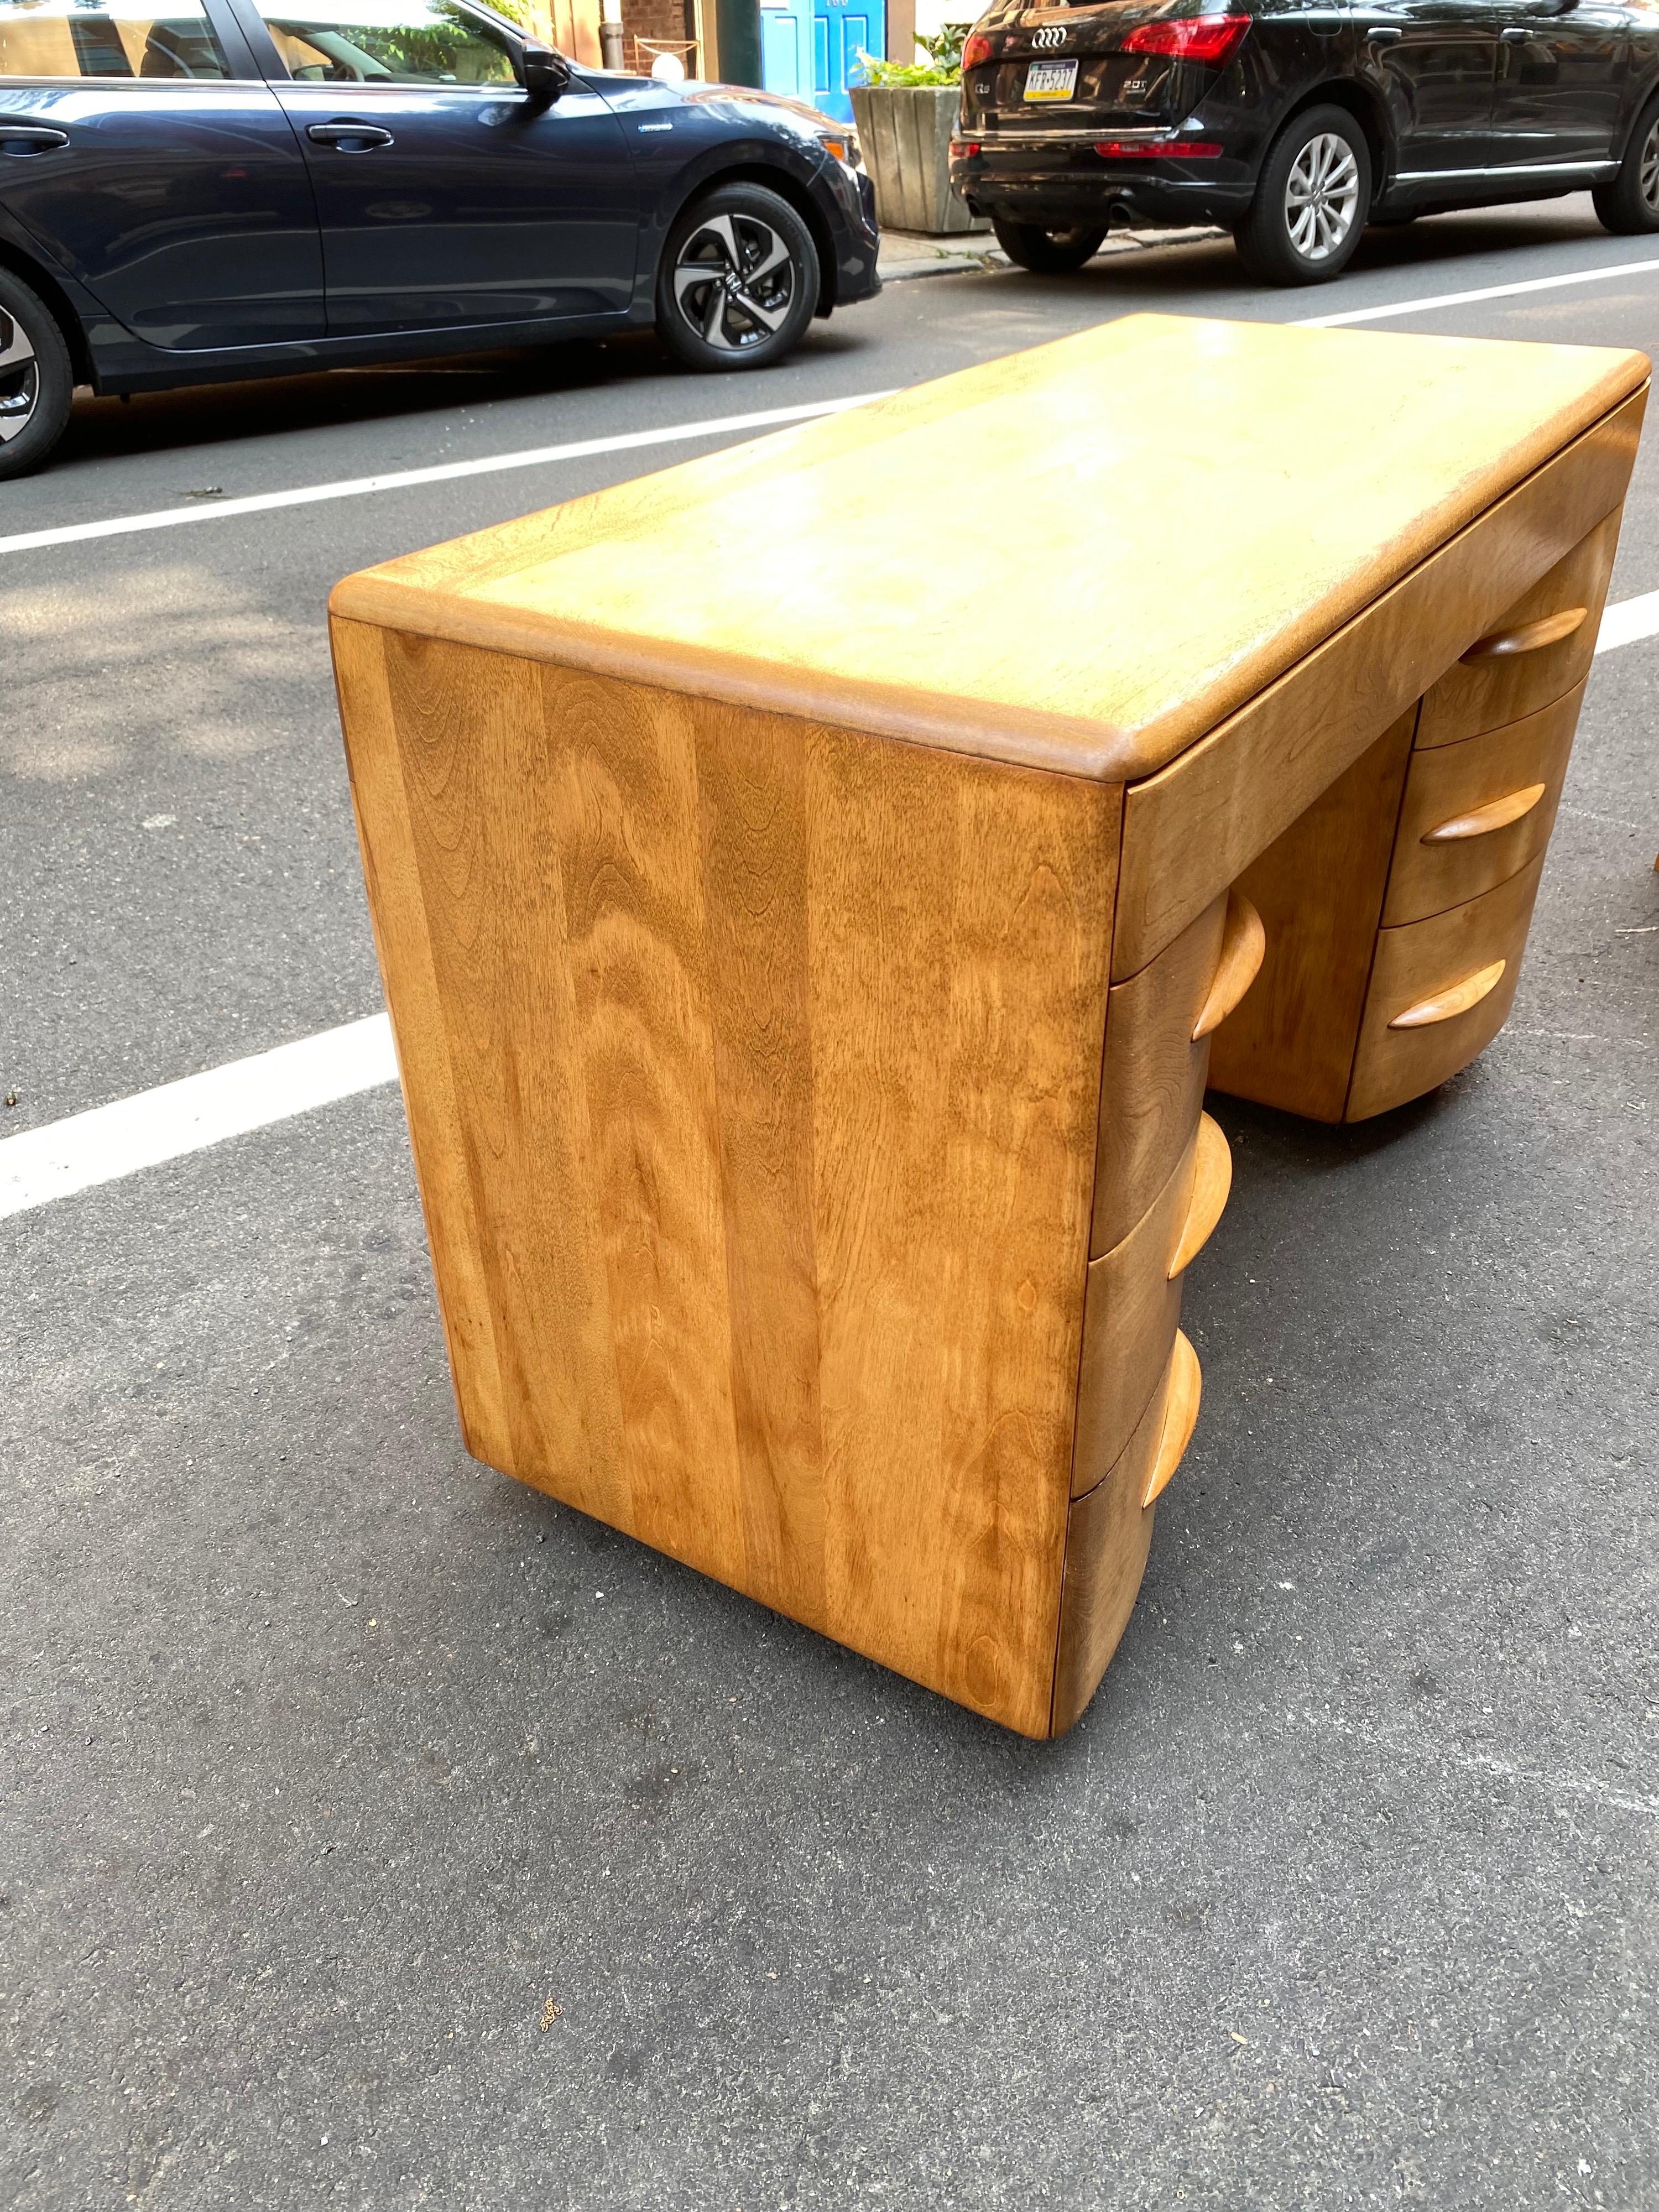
[518,40,571,99]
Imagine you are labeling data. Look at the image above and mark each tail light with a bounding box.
[1095,138,1222,156]
[951,139,983,157]
[1121,14,1250,63]
[962,31,993,67]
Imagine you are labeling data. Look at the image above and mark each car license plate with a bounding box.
[1024,58,1077,100]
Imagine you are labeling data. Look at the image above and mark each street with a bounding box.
[4,197,1658,2208]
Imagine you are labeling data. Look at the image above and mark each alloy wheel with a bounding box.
[1642,116,1659,215]
[672,211,797,354]
[0,308,39,445]
[1284,131,1360,263]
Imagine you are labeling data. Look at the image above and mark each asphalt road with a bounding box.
[4,196,1657,2211]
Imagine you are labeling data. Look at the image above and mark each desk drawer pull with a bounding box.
[1461,606,1587,662]
[1387,958,1506,1030]
[1167,1111,1230,1277]
[1421,782,1547,844]
[1192,889,1265,1039]
[1141,1330,1202,1506]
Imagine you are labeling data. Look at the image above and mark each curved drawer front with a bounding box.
[1417,509,1617,748]
[1073,1114,1229,1488]
[1384,682,1582,925]
[1052,1332,1202,1735]
[1349,853,1545,1119]
[1091,891,1227,1256]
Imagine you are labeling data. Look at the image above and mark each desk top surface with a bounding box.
[333,314,1647,782]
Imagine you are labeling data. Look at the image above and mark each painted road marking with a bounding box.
[0,1015,394,1220]
[4,578,1658,1222]
[0,389,897,558]
[1295,253,1659,327]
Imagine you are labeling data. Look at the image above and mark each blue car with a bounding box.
[0,0,881,476]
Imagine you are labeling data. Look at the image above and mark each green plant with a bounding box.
[855,22,971,85]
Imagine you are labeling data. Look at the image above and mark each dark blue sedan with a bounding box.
[0,0,881,476]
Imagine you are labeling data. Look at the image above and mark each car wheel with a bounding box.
[656,184,819,372]
[1593,97,1659,234]
[990,218,1107,273]
[1235,106,1371,285]
[0,268,74,482]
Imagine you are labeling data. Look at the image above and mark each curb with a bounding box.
[879,223,1227,284]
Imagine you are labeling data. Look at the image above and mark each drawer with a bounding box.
[1073,1112,1230,1488]
[1052,1331,1202,1736]
[1348,853,1545,1120]
[1417,509,1618,747]
[1383,682,1582,926]
[1092,888,1264,1255]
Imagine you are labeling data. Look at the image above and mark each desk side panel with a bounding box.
[343,628,1119,1737]
[1111,387,1645,979]
[332,615,515,1473]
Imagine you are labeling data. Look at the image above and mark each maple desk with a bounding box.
[331,316,1647,1739]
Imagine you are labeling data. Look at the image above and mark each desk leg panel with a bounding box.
[1207,712,1416,1123]
[342,628,1121,1735]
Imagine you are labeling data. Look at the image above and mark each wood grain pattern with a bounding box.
[331,319,1647,788]
[332,623,1119,1736]
[331,618,515,1475]
[1090,890,1227,1258]
[1051,1330,1201,1735]
[1383,682,1581,925]
[1417,510,1620,747]
[1206,713,1417,1123]
[1348,853,1546,1118]
[1110,396,1641,977]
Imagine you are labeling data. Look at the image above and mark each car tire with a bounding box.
[656,183,820,372]
[1593,97,1659,234]
[0,267,74,482]
[1234,105,1371,285]
[990,218,1107,273]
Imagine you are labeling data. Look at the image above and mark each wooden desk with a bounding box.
[330,315,1647,1738]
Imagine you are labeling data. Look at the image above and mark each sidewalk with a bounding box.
[878,221,1226,281]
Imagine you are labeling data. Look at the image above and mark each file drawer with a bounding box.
[1416,510,1616,747]
[1074,1114,1229,1484]
[1053,1332,1202,1733]
[1383,683,1580,925]
[1349,854,1545,1119]
[1091,888,1263,1255]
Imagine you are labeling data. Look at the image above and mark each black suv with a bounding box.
[950,0,1659,283]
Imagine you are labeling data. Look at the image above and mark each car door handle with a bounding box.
[305,121,395,149]
[1365,23,1404,39]
[1500,25,1531,39]
[0,122,71,154]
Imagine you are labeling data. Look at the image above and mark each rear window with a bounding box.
[0,0,230,77]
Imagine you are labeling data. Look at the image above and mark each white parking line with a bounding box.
[0,1015,394,1220]
[0,389,897,558]
[1294,252,1659,327]
[3,589,1656,1223]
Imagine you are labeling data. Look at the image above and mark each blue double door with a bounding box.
[759,0,884,121]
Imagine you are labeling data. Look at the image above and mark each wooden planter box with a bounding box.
[850,82,985,237]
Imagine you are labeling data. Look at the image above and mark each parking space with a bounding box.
[4,195,1658,2209]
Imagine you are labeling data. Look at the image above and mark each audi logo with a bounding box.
[1031,24,1068,47]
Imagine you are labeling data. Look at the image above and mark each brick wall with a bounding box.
[620,0,697,70]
